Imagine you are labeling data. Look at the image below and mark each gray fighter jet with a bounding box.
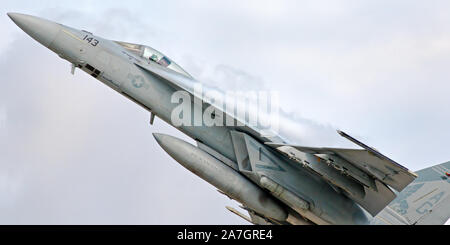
[8,13,450,225]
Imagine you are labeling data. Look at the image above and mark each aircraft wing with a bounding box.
[269,146,416,192]
[266,130,418,216]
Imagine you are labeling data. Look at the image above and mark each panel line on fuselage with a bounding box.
[61,29,83,43]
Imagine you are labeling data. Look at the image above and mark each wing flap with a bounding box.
[330,148,416,191]
[356,179,397,216]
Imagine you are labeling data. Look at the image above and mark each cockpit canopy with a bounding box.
[114,41,191,78]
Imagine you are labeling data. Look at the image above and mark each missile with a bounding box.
[152,133,288,222]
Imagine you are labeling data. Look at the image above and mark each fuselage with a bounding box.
[9,13,376,225]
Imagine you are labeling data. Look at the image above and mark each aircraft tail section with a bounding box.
[388,161,450,225]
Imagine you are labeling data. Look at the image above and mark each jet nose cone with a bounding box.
[7,12,61,48]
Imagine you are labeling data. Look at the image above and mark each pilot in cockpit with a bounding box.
[157,56,171,67]
[149,54,159,63]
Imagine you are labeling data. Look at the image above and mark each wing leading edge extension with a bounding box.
[134,61,284,144]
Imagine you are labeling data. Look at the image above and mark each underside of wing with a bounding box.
[266,131,417,216]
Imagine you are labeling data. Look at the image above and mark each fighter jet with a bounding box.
[8,13,450,225]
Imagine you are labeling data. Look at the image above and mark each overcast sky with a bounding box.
[1,0,450,224]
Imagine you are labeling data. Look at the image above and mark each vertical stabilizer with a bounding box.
[387,161,450,225]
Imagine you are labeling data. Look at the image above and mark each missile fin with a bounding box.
[226,206,253,224]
